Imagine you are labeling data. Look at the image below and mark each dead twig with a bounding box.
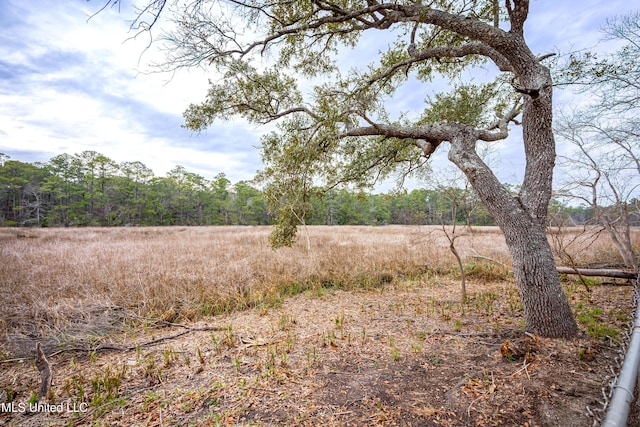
[35,342,52,404]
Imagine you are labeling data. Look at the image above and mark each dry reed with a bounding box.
[0,224,632,356]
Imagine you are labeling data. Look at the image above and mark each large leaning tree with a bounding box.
[110,0,579,337]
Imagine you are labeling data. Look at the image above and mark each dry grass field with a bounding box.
[0,225,637,426]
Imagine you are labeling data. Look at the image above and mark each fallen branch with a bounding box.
[556,267,637,280]
[1,324,227,363]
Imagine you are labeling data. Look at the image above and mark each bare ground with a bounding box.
[0,277,634,427]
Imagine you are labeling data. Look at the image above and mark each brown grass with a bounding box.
[0,225,634,358]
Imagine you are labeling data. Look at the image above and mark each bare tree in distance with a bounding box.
[427,163,490,303]
[555,116,639,271]
[436,182,470,304]
[94,0,579,338]
[557,11,640,271]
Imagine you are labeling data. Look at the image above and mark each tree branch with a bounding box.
[361,40,512,96]
[479,98,522,141]
[405,41,513,73]
[506,0,528,35]
[342,122,456,143]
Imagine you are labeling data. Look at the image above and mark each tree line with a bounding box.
[1,151,601,228]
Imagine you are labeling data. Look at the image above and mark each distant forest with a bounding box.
[0,151,594,227]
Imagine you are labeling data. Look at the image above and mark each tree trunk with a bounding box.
[502,220,579,337]
[449,127,578,338]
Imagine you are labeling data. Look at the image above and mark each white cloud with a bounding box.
[0,0,636,188]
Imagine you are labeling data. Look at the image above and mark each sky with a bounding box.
[0,0,636,188]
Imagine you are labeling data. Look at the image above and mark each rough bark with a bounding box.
[505,225,578,337]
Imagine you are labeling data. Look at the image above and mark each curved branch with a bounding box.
[407,41,513,72]
[161,1,533,75]
[479,98,523,141]
[367,40,512,87]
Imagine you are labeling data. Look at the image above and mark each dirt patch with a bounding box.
[0,278,633,426]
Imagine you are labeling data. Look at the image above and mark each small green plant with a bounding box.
[471,290,499,315]
[2,388,16,403]
[224,325,235,347]
[285,331,295,353]
[211,333,222,354]
[64,373,87,402]
[181,399,194,412]
[507,287,522,316]
[267,345,277,368]
[438,301,452,321]
[327,330,337,347]
[306,346,319,366]
[391,348,401,362]
[492,320,502,333]
[612,309,629,322]
[575,305,620,341]
[233,357,242,371]
[90,365,125,407]
[427,353,441,365]
[201,301,214,316]
[143,391,160,411]
[27,391,39,405]
[334,310,345,329]
[142,354,157,378]
[163,347,177,368]
[278,315,296,331]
